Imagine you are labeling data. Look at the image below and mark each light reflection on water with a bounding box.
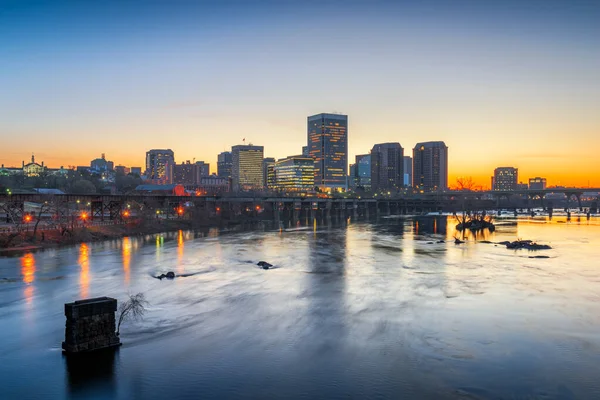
[0,216,600,399]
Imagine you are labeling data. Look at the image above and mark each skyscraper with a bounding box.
[307,113,348,191]
[195,161,210,177]
[145,149,175,183]
[493,167,518,191]
[370,143,404,192]
[217,151,233,179]
[413,141,448,192]
[231,145,264,191]
[403,156,412,187]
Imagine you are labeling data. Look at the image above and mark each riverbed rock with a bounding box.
[506,240,552,250]
[155,271,176,280]
[454,238,465,244]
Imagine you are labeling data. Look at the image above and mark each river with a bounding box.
[1,215,599,399]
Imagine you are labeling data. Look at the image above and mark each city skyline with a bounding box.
[1,1,599,188]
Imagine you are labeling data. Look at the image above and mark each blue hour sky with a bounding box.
[1,0,599,187]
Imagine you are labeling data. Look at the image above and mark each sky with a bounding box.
[1,0,599,188]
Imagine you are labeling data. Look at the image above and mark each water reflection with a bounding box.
[177,230,184,274]
[122,237,131,285]
[78,244,90,299]
[65,349,118,398]
[20,252,36,304]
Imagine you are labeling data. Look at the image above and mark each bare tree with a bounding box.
[453,176,482,191]
[116,293,149,336]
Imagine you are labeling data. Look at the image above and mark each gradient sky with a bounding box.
[1,0,599,188]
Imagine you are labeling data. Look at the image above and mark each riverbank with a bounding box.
[0,218,231,255]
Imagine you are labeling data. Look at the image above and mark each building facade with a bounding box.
[371,143,404,192]
[307,113,348,191]
[263,157,275,190]
[217,151,233,179]
[413,141,448,192]
[354,154,371,191]
[529,177,547,190]
[232,145,264,191]
[403,156,412,187]
[273,156,315,192]
[145,149,174,184]
[492,167,518,191]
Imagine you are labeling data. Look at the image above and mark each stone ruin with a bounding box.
[62,297,121,354]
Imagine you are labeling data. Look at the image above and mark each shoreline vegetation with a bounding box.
[0,218,229,255]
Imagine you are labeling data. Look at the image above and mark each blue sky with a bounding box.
[1,0,599,186]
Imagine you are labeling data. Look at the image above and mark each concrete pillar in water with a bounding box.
[62,297,121,354]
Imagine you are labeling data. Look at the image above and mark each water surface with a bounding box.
[1,216,599,399]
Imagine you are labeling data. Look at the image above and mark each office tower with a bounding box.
[263,157,275,190]
[413,141,448,192]
[403,156,412,187]
[273,156,315,192]
[232,145,264,191]
[195,161,210,178]
[145,149,175,183]
[217,151,233,179]
[307,113,348,191]
[370,143,404,192]
[493,167,519,191]
[302,146,309,157]
[354,154,371,190]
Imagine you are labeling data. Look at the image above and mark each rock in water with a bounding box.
[454,238,465,244]
[257,261,273,269]
[165,271,175,279]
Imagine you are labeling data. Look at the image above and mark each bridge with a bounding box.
[0,188,597,226]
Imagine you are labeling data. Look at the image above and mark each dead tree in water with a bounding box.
[116,293,149,336]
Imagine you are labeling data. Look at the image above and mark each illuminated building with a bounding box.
[371,142,404,192]
[307,113,348,191]
[217,151,232,178]
[403,156,412,187]
[302,146,309,157]
[273,156,315,192]
[413,141,448,192]
[145,149,174,184]
[263,157,275,190]
[492,167,518,191]
[232,144,264,191]
[90,153,113,172]
[22,154,45,177]
[529,177,547,190]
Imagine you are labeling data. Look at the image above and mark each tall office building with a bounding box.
[370,143,404,192]
[217,151,233,178]
[263,157,275,190]
[307,113,348,191]
[403,156,412,187]
[173,161,197,185]
[354,154,371,190]
[492,167,518,191]
[145,149,175,183]
[302,146,309,157]
[231,145,264,191]
[413,141,448,192]
[273,155,315,192]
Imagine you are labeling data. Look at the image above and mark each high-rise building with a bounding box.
[349,164,357,189]
[403,156,412,187]
[529,177,547,190]
[145,149,174,183]
[307,113,348,191]
[263,157,275,190]
[302,146,309,157]
[232,145,264,191]
[195,161,210,178]
[371,143,403,192]
[173,161,198,185]
[217,151,233,179]
[273,156,315,192]
[413,141,448,192]
[354,154,371,190]
[492,167,518,191]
